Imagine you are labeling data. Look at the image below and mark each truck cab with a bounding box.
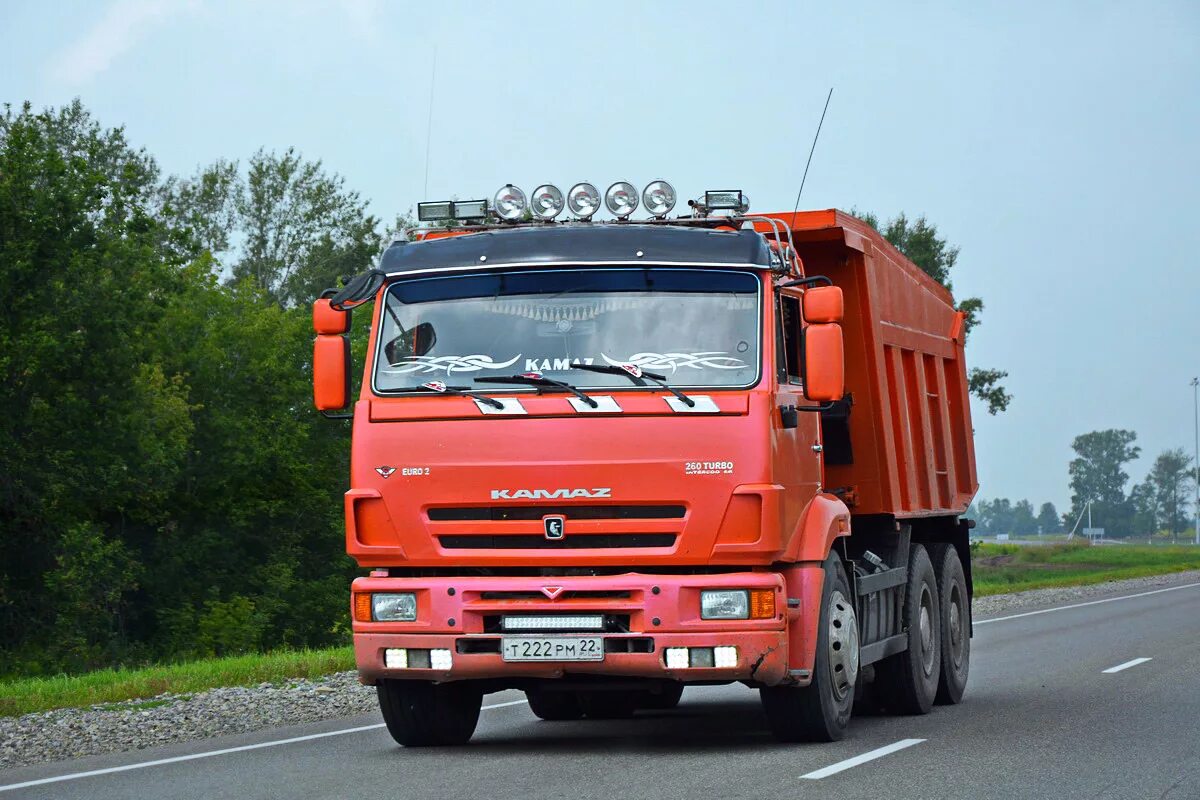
[313,184,977,746]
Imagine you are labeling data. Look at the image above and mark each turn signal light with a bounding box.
[353,593,371,622]
[749,589,776,619]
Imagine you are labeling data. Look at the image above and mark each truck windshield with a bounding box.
[372,267,761,394]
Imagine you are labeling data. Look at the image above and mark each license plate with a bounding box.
[501,636,604,662]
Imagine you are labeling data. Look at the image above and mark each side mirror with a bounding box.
[384,322,437,365]
[803,323,844,403]
[803,285,843,324]
[313,334,350,410]
[313,298,351,334]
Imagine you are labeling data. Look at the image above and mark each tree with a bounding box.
[1036,502,1059,534]
[1129,478,1159,540]
[1144,449,1194,543]
[1067,429,1140,538]
[1012,500,1037,537]
[163,148,382,307]
[852,212,1011,415]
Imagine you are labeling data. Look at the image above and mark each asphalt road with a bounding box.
[4,581,1200,800]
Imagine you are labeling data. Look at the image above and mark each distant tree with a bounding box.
[1036,502,1060,534]
[852,211,1011,415]
[1067,429,1140,538]
[1145,449,1194,543]
[1129,478,1159,540]
[162,148,381,307]
[1012,500,1037,537]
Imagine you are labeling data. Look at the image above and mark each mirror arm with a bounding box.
[320,410,354,421]
[795,402,835,412]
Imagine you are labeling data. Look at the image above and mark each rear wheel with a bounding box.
[760,552,858,742]
[930,543,970,705]
[377,680,482,746]
[525,687,584,721]
[875,544,941,715]
[640,682,685,710]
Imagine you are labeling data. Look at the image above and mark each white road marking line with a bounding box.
[975,580,1200,625]
[800,738,925,779]
[1102,657,1152,674]
[0,698,529,793]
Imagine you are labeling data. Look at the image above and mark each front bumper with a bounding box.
[351,572,791,686]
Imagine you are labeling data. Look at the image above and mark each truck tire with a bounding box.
[640,682,685,710]
[525,687,584,720]
[875,543,941,715]
[377,679,482,746]
[929,543,970,705]
[759,551,858,742]
[577,690,638,719]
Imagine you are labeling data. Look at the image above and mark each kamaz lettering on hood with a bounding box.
[490,488,612,500]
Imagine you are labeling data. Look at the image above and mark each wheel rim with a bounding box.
[946,583,965,671]
[918,585,936,677]
[827,588,859,700]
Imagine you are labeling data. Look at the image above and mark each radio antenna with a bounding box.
[790,87,833,227]
[424,45,439,200]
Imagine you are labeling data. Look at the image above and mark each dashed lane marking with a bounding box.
[800,738,926,780]
[1102,657,1153,674]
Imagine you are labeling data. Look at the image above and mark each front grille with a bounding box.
[438,534,676,550]
[428,504,686,521]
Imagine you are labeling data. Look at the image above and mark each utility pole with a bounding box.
[1192,377,1199,546]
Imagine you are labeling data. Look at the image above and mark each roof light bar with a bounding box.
[704,190,749,213]
[605,181,639,219]
[642,180,676,218]
[417,199,489,223]
[568,182,601,220]
[494,184,528,221]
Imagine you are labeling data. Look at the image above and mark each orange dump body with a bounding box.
[760,210,979,518]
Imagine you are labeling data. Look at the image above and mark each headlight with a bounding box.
[372,592,417,621]
[567,182,601,219]
[605,181,639,218]
[642,180,676,217]
[493,184,527,221]
[531,184,565,220]
[700,590,749,620]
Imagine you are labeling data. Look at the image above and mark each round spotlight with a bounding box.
[567,182,601,219]
[493,184,527,221]
[530,184,565,220]
[642,181,676,218]
[605,181,639,218]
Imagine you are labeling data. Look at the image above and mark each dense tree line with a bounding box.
[0,101,387,676]
[970,499,1061,537]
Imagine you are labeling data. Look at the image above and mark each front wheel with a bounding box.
[377,680,482,746]
[760,551,858,742]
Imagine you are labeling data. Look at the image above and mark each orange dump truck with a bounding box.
[312,185,978,746]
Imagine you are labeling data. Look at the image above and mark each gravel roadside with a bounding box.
[4,568,1200,772]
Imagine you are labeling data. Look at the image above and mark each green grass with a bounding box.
[972,542,1200,596]
[0,646,353,717]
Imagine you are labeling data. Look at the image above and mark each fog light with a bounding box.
[604,181,639,218]
[567,182,601,219]
[714,646,738,668]
[665,647,689,669]
[430,649,453,670]
[530,184,565,220]
[494,184,527,221]
[642,180,676,217]
[384,648,408,669]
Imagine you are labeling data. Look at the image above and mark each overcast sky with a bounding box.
[3,0,1198,514]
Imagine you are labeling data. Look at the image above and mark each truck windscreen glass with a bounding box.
[372,268,761,394]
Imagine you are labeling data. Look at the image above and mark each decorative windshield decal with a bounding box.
[383,354,521,375]
[601,352,748,372]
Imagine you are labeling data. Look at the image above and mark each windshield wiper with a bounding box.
[569,363,696,408]
[474,372,598,408]
[412,381,504,409]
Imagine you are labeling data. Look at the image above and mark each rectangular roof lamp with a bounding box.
[417,199,489,222]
